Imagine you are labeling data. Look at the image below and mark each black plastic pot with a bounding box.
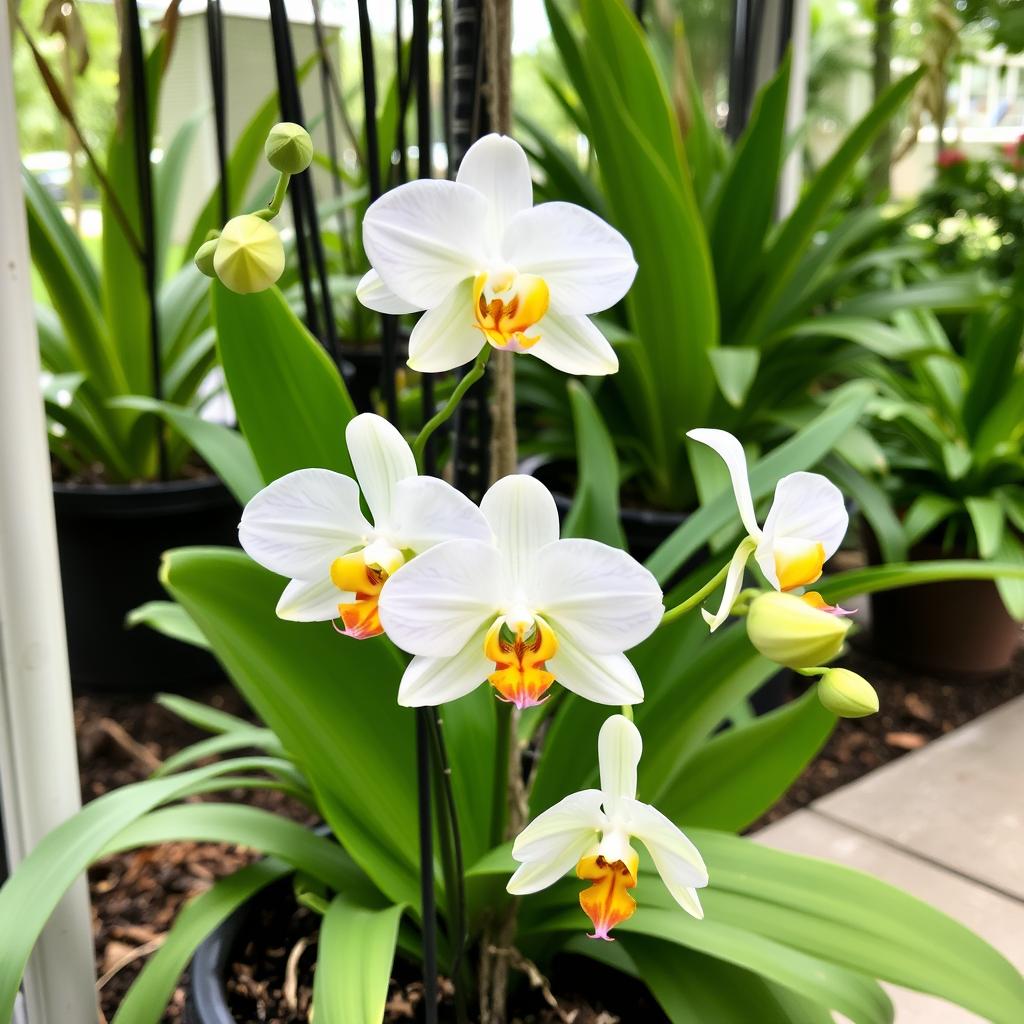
[53,476,240,693]
[184,894,246,1024]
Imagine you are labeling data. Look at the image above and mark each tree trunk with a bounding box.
[869,0,894,195]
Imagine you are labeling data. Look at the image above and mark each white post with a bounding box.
[0,2,99,1020]
[778,0,810,218]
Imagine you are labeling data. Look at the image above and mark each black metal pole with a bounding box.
[205,0,229,224]
[726,0,750,141]
[124,0,167,480]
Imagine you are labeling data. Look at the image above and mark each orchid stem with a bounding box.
[660,561,732,627]
[253,171,291,221]
[413,345,491,468]
[620,704,634,721]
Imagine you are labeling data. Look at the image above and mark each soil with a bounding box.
[79,641,1023,1023]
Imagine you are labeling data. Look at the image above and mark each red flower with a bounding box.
[937,148,967,169]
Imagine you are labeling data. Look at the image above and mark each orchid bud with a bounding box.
[265,122,314,174]
[818,668,879,718]
[746,591,850,669]
[194,237,219,278]
[213,215,285,294]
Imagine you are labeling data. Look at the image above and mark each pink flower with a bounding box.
[937,148,967,169]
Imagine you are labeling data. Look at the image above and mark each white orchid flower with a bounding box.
[377,475,663,708]
[508,714,708,939]
[357,133,637,376]
[238,413,491,638]
[686,428,848,631]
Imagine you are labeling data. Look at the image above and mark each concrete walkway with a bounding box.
[755,695,1024,1023]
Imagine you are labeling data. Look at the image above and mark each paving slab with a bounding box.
[757,809,1024,1023]
[814,695,1024,900]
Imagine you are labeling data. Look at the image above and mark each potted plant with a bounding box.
[23,10,294,692]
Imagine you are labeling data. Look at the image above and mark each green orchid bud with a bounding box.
[213,215,285,294]
[746,591,850,669]
[818,668,879,718]
[265,121,314,174]
[194,237,219,278]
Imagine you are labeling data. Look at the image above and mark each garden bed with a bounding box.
[81,644,1023,1022]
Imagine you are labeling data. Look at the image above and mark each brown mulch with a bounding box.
[80,640,1024,1022]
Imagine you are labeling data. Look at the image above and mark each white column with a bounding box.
[778,0,810,218]
[0,2,98,1020]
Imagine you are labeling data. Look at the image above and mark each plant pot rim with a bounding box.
[53,474,225,497]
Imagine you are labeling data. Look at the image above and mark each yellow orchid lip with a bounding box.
[577,848,639,941]
[774,537,826,591]
[473,271,550,353]
[485,615,558,709]
[330,548,403,640]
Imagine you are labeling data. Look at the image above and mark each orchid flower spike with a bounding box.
[357,134,637,376]
[377,475,663,708]
[687,429,848,631]
[508,714,708,939]
[238,414,491,637]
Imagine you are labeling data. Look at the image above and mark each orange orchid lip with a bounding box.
[330,551,392,640]
[473,271,550,353]
[485,616,558,709]
[577,849,639,941]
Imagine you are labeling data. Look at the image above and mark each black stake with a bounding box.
[205,0,229,224]
[124,0,166,481]
[416,708,439,1024]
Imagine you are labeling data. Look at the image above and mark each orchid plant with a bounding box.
[3,126,1024,1024]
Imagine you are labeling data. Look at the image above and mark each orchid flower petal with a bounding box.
[598,715,642,812]
[275,576,347,622]
[686,429,761,539]
[502,202,637,315]
[531,538,663,654]
[407,277,486,373]
[238,469,370,581]
[355,269,421,314]
[361,179,487,308]
[624,796,708,919]
[702,540,755,632]
[480,475,560,593]
[345,414,417,530]
[507,789,606,895]
[388,476,493,553]
[527,312,619,376]
[755,471,849,589]
[377,539,501,657]
[396,627,492,706]
[456,133,533,242]
[548,639,644,706]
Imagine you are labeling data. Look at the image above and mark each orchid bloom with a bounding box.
[238,414,490,637]
[377,475,663,708]
[687,428,848,631]
[508,714,708,939]
[357,133,636,376]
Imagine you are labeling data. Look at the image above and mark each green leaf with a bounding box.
[126,600,208,649]
[156,692,254,735]
[818,560,1024,605]
[154,108,204,285]
[112,396,263,505]
[963,305,1024,441]
[313,897,405,1023]
[646,383,872,584]
[0,758,285,1020]
[772,315,938,358]
[827,455,907,563]
[154,728,284,777]
[902,493,957,547]
[709,54,790,326]
[161,547,420,908]
[619,935,839,1024]
[563,380,627,548]
[658,689,835,831]
[965,496,1005,559]
[837,274,994,319]
[738,68,924,343]
[214,285,357,483]
[992,530,1024,620]
[709,347,760,408]
[112,860,292,1024]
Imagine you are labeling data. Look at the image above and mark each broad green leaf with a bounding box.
[902,493,957,547]
[112,396,263,505]
[112,860,292,1024]
[619,935,840,1024]
[154,108,204,285]
[161,547,420,908]
[838,274,994,320]
[156,692,255,735]
[213,284,357,482]
[313,897,405,1023]
[827,455,907,563]
[563,380,627,548]
[772,315,938,358]
[658,689,835,831]
[993,530,1024,620]
[709,54,790,327]
[965,496,1004,559]
[0,758,285,1020]
[708,347,760,408]
[963,305,1024,441]
[646,383,872,583]
[154,728,284,777]
[127,600,208,649]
